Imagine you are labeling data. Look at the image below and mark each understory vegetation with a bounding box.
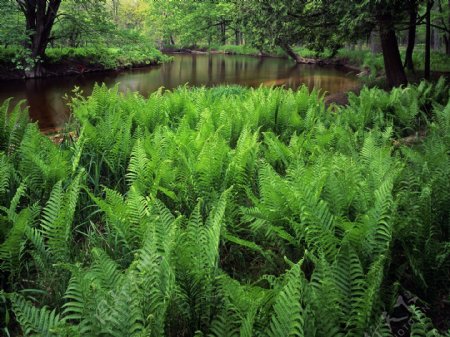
[0,45,169,72]
[0,80,449,336]
[45,46,169,69]
[335,48,450,74]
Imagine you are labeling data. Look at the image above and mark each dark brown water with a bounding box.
[0,54,358,131]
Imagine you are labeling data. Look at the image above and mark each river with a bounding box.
[0,54,359,131]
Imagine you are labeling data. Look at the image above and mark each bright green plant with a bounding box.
[0,80,449,336]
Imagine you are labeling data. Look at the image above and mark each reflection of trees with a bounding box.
[25,79,72,129]
[208,55,213,85]
[234,58,243,82]
[160,57,174,89]
[191,54,197,85]
[25,79,51,128]
[255,57,264,77]
[219,57,226,82]
[7,55,359,132]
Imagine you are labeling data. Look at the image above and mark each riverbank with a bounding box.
[164,44,450,79]
[0,46,171,80]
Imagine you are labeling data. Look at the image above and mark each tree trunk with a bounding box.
[404,1,417,72]
[432,28,438,50]
[437,0,450,54]
[280,43,316,64]
[20,0,62,78]
[445,35,450,55]
[378,14,408,88]
[235,30,240,45]
[112,0,120,23]
[220,22,227,45]
[370,31,382,53]
[280,43,300,62]
[448,0,450,54]
[443,0,450,55]
[425,0,433,80]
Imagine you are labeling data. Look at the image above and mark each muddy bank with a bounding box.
[0,58,163,81]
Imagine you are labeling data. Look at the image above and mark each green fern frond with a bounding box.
[9,293,64,337]
[410,305,444,337]
[0,208,31,274]
[267,263,304,337]
[40,172,83,261]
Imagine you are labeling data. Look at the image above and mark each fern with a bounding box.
[266,263,304,337]
[40,172,83,261]
[1,83,448,336]
[9,293,65,337]
[0,208,31,275]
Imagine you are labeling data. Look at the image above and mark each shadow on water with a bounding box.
[0,54,359,131]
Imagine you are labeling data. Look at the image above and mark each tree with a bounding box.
[3,1,137,76]
[16,0,62,77]
[233,0,409,87]
[375,5,408,87]
[150,0,239,48]
[404,0,419,72]
[0,0,26,48]
[425,0,433,79]
[435,0,450,54]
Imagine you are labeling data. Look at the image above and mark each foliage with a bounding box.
[337,48,450,74]
[208,45,261,56]
[45,45,170,68]
[0,80,449,336]
[0,0,168,74]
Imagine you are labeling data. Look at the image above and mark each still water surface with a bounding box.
[0,54,358,131]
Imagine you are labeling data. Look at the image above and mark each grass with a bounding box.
[0,79,449,336]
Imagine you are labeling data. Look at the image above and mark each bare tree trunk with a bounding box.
[445,0,450,55]
[279,43,317,64]
[445,35,450,55]
[370,31,382,53]
[438,0,450,54]
[378,14,408,88]
[111,0,120,23]
[425,0,433,80]
[404,1,417,72]
[281,44,301,62]
[220,22,227,45]
[235,30,241,45]
[432,28,441,50]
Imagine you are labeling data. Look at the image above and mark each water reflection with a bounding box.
[0,54,358,131]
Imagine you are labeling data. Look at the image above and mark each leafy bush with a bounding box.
[0,81,449,336]
[45,45,171,69]
[209,44,260,55]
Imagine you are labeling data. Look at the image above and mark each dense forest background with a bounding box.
[1,0,450,84]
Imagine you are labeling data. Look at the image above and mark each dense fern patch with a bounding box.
[0,80,449,336]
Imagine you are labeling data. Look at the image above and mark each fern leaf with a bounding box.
[9,293,64,337]
[267,263,304,337]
